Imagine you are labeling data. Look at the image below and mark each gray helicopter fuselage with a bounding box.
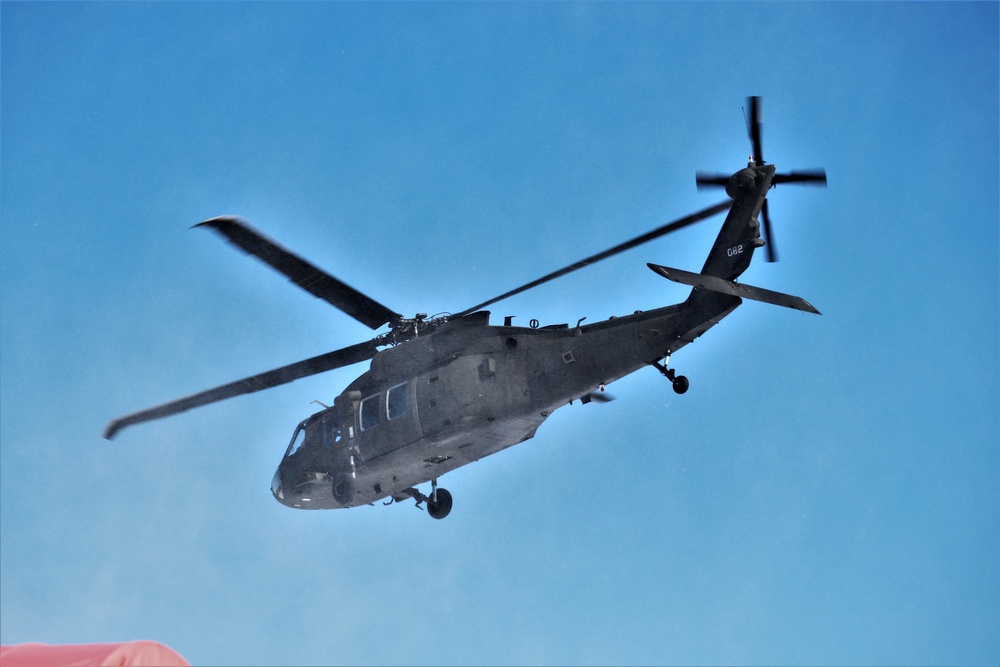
[271,302,723,509]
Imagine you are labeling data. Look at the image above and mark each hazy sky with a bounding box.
[2,3,997,666]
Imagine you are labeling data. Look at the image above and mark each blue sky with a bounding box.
[2,2,997,665]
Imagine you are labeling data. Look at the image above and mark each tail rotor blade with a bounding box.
[695,172,731,190]
[761,199,778,263]
[772,169,827,186]
[748,96,764,164]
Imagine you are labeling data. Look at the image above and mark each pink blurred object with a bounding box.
[0,641,189,667]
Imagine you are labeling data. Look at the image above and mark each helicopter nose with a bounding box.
[270,469,284,501]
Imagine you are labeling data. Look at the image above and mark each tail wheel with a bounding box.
[427,488,453,520]
[672,376,690,394]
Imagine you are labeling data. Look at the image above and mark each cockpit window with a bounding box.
[360,394,381,431]
[322,411,342,446]
[387,382,409,420]
[285,420,307,457]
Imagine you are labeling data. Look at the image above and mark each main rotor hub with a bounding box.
[376,313,452,347]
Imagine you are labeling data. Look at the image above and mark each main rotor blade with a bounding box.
[772,169,827,186]
[453,200,731,317]
[196,217,400,330]
[104,340,379,439]
[748,96,764,164]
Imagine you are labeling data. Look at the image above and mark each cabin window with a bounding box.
[360,394,381,431]
[387,382,409,420]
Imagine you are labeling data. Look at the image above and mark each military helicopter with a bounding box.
[105,97,826,519]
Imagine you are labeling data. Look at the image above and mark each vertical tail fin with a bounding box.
[697,163,775,281]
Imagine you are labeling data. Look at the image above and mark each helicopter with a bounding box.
[105,97,826,520]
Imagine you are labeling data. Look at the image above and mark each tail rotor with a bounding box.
[697,96,827,262]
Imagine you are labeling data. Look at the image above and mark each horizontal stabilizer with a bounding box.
[648,263,821,315]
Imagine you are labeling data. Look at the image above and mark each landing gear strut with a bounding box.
[403,479,453,520]
[651,355,689,394]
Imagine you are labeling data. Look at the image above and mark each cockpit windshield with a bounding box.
[283,409,343,459]
[320,410,342,445]
[285,420,308,457]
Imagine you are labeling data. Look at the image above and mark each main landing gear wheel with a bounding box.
[427,488,453,520]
